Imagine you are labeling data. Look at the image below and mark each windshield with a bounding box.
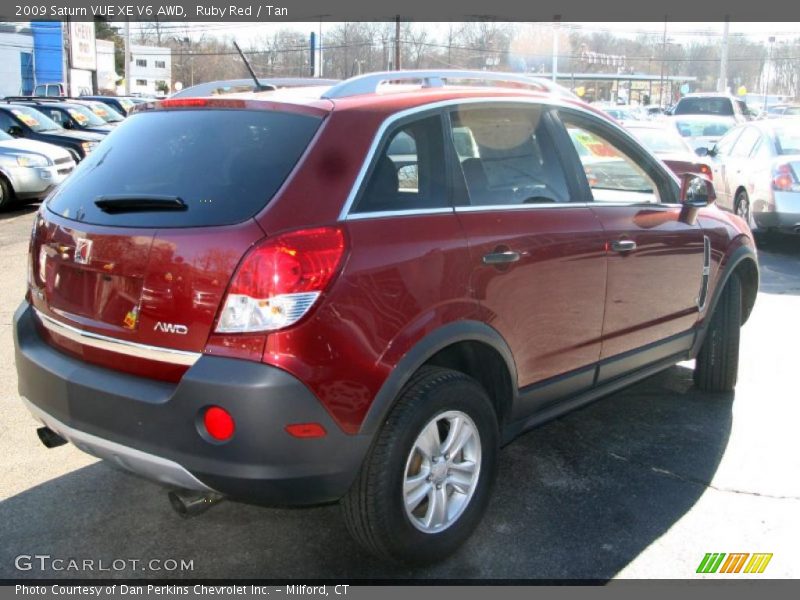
[774,126,800,155]
[674,97,735,116]
[88,103,124,122]
[0,129,12,141]
[674,119,734,138]
[47,108,322,228]
[8,105,61,132]
[630,128,689,154]
[65,104,108,127]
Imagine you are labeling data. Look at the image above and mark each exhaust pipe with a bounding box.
[37,426,67,448]
[168,489,224,518]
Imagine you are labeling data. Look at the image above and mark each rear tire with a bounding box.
[694,274,742,393]
[342,366,498,564]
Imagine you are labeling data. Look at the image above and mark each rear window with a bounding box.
[629,127,689,154]
[774,126,800,155]
[674,97,734,117]
[46,109,322,228]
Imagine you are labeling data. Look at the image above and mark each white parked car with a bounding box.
[706,118,800,237]
[0,130,75,209]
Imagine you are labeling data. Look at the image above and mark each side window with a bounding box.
[751,136,772,160]
[46,109,64,125]
[730,127,760,158]
[0,111,14,132]
[564,120,662,204]
[714,128,742,156]
[448,106,569,206]
[353,115,446,214]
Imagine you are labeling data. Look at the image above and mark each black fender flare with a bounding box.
[690,240,758,357]
[358,320,518,435]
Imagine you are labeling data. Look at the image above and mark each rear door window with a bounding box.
[353,114,447,214]
[46,108,322,228]
[730,127,761,158]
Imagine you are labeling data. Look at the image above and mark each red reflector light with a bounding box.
[203,406,235,441]
[772,164,799,191]
[285,423,327,438]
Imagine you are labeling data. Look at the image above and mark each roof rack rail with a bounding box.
[321,70,578,100]
[3,96,61,102]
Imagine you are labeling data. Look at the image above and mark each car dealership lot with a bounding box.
[1,204,799,580]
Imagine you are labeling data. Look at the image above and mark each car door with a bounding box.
[447,103,608,419]
[708,126,744,209]
[720,126,762,212]
[557,110,705,381]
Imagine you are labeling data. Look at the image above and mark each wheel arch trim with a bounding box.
[358,320,518,435]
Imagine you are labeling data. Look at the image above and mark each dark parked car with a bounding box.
[79,95,136,116]
[4,98,115,135]
[0,104,102,162]
[14,70,758,564]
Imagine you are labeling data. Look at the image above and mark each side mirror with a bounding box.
[7,125,23,137]
[680,173,716,208]
[694,147,709,157]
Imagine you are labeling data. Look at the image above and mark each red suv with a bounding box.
[14,71,758,563]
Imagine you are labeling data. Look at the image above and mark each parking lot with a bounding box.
[0,202,798,580]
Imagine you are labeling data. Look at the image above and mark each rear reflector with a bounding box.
[203,406,235,442]
[772,163,800,192]
[285,423,327,438]
[215,227,346,333]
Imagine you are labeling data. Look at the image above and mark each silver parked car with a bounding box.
[706,118,800,236]
[0,129,75,209]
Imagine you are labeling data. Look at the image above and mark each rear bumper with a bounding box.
[13,302,371,505]
[755,191,800,233]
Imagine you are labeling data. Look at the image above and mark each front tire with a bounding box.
[694,274,742,392]
[0,176,14,210]
[342,367,498,563]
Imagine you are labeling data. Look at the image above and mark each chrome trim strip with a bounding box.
[338,96,677,221]
[33,308,202,367]
[23,398,215,493]
[346,207,454,220]
[455,203,591,212]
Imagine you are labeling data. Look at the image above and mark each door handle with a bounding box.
[611,239,637,253]
[482,250,521,265]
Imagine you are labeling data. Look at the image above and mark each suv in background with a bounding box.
[673,92,754,123]
[14,70,759,563]
[0,104,102,162]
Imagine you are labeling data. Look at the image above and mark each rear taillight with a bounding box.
[699,163,713,180]
[215,227,346,333]
[772,163,800,192]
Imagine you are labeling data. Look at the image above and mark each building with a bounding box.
[96,39,118,94]
[128,44,171,97]
[0,23,35,97]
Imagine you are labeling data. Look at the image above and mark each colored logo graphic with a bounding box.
[696,553,773,574]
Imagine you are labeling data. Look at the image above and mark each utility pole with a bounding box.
[552,16,561,82]
[124,19,130,95]
[64,18,72,95]
[764,36,776,113]
[718,17,729,92]
[658,16,667,108]
[395,15,401,71]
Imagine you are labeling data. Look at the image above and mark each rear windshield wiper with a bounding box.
[94,195,187,214]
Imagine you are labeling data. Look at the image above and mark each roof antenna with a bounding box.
[232,41,274,92]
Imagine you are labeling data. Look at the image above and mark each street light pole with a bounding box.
[551,17,561,83]
[764,36,776,113]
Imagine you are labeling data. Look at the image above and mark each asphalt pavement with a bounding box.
[1,203,798,580]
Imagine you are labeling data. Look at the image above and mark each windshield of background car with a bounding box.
[674,118,733,138]
[674,98,735,116]
[46,108,323,228]
[8,105,61,132]
[88,103,124,122]
[630,128,689,154]
[774,126,800,155]
[65,104,108,127]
